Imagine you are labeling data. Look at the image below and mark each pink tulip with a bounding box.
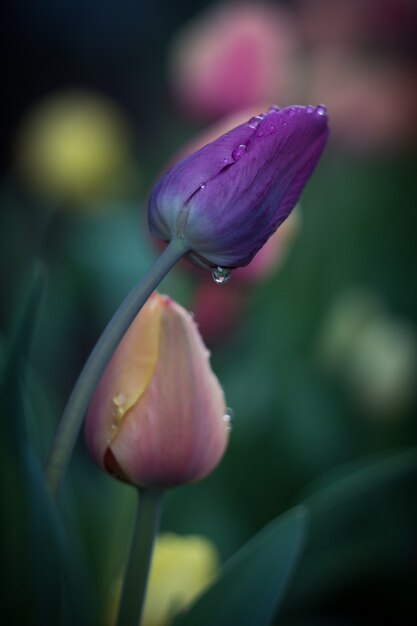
[169,2,298,120]
[85,293,229,488]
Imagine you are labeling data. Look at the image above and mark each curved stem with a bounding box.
[45,237,190,496]
[117,489,163,626]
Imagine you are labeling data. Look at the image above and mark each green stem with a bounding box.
[117,489,163,626]
[45,237,190,496]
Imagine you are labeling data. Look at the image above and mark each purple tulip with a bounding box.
[148,104,329,269]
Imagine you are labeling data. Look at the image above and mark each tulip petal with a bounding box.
[149,120,258,238]
[109,296,228,488]
[185,107,329,266]
[148,105,329,268]
[85,293,163,465]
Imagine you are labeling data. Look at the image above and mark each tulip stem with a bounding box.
[45,237,190,496]
[117,488,163,626]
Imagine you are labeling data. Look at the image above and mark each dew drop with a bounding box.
[212,266,232,285]
[268,105,280,113]
[231,144,246,161]
[247,114,265,129]
[113,392,127,408]
[306,105,315,113]
[112,392,127,419]
[288,108,296,117]
[223,407,234,432]
[200,183,206,190]
[316,104,327,116]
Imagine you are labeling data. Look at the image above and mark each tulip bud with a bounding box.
[148,104,329,269]
[85,293,229,488]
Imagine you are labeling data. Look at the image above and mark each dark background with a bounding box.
[1,1,417,624]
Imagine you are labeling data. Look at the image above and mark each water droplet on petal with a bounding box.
[247,115,265,129]
[223,157,231,164]
[112,392,127,419]
[232,144,246,161]
[288,107,297,117]
[223,407,234,432]
[316,104,327,116]
[113,392,127,408]
[200,183,206,190]
[212,266,232,285]
[306,105,315,113]
[268,105,280,113]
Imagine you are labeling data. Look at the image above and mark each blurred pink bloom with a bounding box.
[85,293,229,488]
[298,0,417,51]
[297,0,417,152]
[297,0,369,48]
[307,51,417,153]
[169,2,299,120]
[192,281,246,346]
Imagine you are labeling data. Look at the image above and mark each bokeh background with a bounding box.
[1,1,417,624]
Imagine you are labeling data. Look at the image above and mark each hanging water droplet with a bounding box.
[212,266,231,285]
[315,104,327,116]
[232,144,246,161]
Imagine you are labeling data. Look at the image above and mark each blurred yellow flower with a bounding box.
[142,533,219,626]
[15,91,133,207]
[109,533,219,626]
[344,316,417,417]
[318,289,417,417]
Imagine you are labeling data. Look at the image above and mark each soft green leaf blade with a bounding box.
[303,447,417,514]
[279,448,417,623]
[0,263,62,626]
[174,506,308,626]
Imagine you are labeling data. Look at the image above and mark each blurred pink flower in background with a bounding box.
[297,0,417,50]
[297,0,417,153]
[169,1,299,120]
[306,51,417,153]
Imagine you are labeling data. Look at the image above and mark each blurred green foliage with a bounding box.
[1,1,417,624]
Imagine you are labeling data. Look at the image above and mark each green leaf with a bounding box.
[174,506,308,626]
[0,263,62,626]
[303,447,417,514]
[279,448,417,622]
